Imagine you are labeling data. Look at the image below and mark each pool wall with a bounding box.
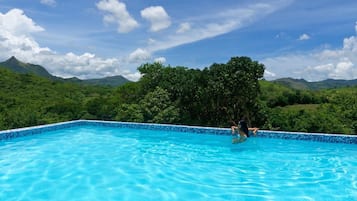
[0,120,356,144]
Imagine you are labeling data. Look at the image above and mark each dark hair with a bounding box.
[239,119,249,137]
[240,116,247,122]
[230,120,237,127]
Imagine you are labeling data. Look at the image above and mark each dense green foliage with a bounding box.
[0,68,111,129]
[260,81,357,134]
[136,56,264,126]
[273,77,357,90]
[0,56,356,134]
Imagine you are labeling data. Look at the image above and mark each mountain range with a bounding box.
[1,56,357,89]
[272,77,357,90]
[0,56,130,87]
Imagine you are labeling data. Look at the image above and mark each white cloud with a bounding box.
[96,0,139,33]
[343,36,357,52]
[177,22,191,33]
[299,33,310,40]
[140,6,171,32]
[122,70,141,81]
[40,0,56,7]
[301,59,356,81]
[128,48,151,63]
[154,57,166,64]
[43,52,121,78]
[0,9,140,81]
[0,9,49,56]
[330,59,355,79]
[262,22,357,81]
[263,70,276,78]
[146,2,289,52]
[0,9,44,36]
[147,38,156,45]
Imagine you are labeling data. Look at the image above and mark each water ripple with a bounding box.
[0,127,356,200]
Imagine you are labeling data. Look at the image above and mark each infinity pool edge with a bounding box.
[0,120,356,144]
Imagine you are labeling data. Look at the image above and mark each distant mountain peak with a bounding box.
[8,56,17,60]
[0,57,131,86]
[272,77,357,90]
[1,56,53,79]
[6,56,21,64]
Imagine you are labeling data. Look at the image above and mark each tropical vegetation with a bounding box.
[0,56,356,134]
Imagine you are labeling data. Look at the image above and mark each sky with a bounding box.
[1,0,357,81]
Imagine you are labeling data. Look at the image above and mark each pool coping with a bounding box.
[0,120,356,144]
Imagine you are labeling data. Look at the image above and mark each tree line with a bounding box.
[0,56,356,134]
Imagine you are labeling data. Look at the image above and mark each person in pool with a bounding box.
[230,118,259,143]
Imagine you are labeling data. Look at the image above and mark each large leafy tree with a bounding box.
[138,63,203,124]
[115,103,144,122]
[137,57,265,127]
[202,57,265,126]
[3,56,355,134]
[140,87,180,123]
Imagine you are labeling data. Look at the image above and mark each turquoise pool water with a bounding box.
[0,125,356,201]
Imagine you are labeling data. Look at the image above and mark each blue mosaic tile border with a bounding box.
[257,130,357,144]
[80,120,230,135]
[0,120,356,144]
[0,120,83,141]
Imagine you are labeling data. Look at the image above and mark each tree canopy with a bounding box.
[0,56,356,134]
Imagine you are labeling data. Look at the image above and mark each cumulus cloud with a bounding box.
[0,9,140,81]
[263,22,357,81]
[140,6,171,32]
[264,69,276,78]
[333,59,354,78]
[154,57,166,64]
[299,33,310,40]
[0,9,49,56]
[96,0,139,33]
[121,70,141,81]
[47,52,141,81]
[40,0,56,7]
[0,9,44,35]
[35,52,121,78]
[128,48,151,63]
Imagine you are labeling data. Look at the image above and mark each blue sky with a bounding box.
[0,0,357,81]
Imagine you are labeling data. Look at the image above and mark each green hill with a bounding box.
[0,56,54,79]
[67,75,130,87]
[272,77,357,90]
[0,67,114,130]
[0,56,131,87]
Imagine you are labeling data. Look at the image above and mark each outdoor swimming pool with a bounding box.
[0,121,356,201]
